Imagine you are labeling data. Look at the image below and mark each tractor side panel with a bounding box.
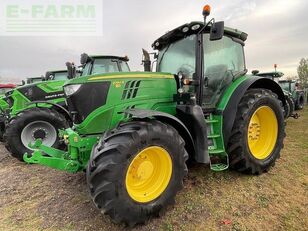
[8,80,66,116]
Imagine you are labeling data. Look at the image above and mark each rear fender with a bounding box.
[222,77,286,147]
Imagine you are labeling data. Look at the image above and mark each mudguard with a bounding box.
[27,100,71,121]
[222,77,286,147]
[124,108,204,162]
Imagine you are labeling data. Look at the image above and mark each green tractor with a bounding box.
[24,5,285,226]
[4,55,130,160]
[278,79,305,110]
[254,71,298,119]
[22,77,44,85]
[0,84,17,141]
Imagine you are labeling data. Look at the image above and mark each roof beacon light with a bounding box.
[203,5,211,17]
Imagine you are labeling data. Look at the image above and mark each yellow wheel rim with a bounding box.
[125,146,172,203]
[248,106,278,159]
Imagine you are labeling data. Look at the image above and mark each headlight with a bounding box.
[64,84,82,96]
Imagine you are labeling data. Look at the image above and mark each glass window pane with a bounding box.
[91,59,119,75]
[53,72,68,80]
[157,35,196,77]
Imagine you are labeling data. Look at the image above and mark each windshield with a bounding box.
[53,72,68,80]
[120,61,130,72]
[157,35,196,76]
[279,82,290,92]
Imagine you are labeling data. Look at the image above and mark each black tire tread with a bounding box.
[227,88,286,175]
[4,107,69,161]
[87,120,188,226]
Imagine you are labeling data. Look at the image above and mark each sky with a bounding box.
[0,0,307,83]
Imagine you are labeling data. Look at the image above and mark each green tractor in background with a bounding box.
[279,79,305,110]
[4,55,130,160]
[254,71,298,119]
[23,5,286,226]
[22,77,44,85]
[0,83,17,140]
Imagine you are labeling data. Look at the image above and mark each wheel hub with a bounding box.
[33,129,47,140]
[21,120,57,149]
[248,122,261,140]
[125,146,172,203]
[247,106,278,160]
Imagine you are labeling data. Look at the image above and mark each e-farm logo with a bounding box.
[0,0,103,36]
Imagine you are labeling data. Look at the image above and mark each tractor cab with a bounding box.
[66,53,130,79]
[25,77,44,85]
[45,70,68,81]
[80,54,130,76]
[279,80,297,93]
[151,21,248,110]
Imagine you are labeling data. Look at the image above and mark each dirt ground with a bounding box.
[0,109,307,231]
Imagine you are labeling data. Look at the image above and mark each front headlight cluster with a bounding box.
[64,84,82,96]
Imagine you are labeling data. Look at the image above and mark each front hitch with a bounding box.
[24,139,81,173]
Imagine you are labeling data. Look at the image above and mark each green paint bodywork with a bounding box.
[24,72,250,173]
[9,80,66,116]
[0,96,9,113]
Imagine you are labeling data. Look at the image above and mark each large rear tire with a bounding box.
[227,89,285,174]
[4,107,69,161]
[86,120,188,226]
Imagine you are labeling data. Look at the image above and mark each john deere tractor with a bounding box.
[4,55,130,160]
[254,71,298,118]
[23,5,285,226]
[279,80,305,110]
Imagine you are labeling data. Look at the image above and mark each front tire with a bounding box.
[86,120,188,226]
[4,107,69,161]
[227,89,285,174]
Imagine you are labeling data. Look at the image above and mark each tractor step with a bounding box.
[210,163,229,171]
[209,154,229,172]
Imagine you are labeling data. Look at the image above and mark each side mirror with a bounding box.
[22,80,25,85]
[66,62,76,79]
[142,49,151,72]
[252,70,260,75]
[80,53,92,65]
[210,21,224,41]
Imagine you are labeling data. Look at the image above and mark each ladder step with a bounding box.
[210,163,229,171]
[207,134,220,138]
[209,149,225,154]
[205,119,219,124]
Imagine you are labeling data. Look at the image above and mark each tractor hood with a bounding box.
[63,71,177,128]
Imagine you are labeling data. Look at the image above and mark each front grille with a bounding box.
[66,82,111,124]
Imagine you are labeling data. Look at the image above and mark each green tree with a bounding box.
[297,58,308,87]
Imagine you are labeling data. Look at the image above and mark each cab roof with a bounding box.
[152,21,248,50]
[257,72,284,78]
[89,55,129,62]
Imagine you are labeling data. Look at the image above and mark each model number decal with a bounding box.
[45,93,65,99]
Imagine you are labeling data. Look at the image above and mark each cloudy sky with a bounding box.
[0,0,307,83]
